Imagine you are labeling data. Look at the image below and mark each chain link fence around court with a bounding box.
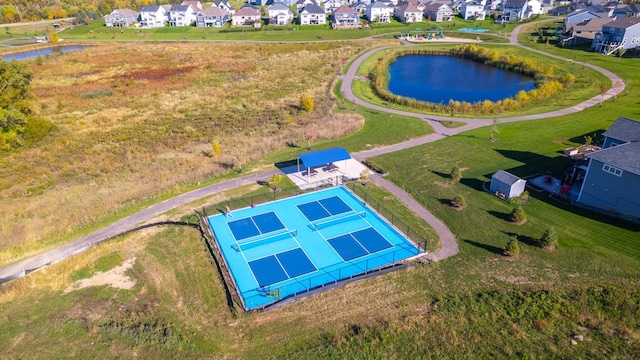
[207,182,428,253]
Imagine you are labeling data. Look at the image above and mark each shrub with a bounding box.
[300,94,314,112]
[504,235,520,257]
[539,227,558,249]
[510,206,527,224]
[451,195,466,209]
[450,166,462,182]
[363,159,385,174]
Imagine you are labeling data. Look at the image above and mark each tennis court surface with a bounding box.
[207,186,422,311]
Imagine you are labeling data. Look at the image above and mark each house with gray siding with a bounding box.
[195,6,229,27]
[490,170,527,199]
[565,8,606,26]
[423,3,453,22]
[591,17,640,54]
[577,117,640,219]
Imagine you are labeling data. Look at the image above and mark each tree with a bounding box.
[212,141,222,156]
[489,118,499,142]
[539,227,558,249]
[0,59,33,151]
[300,94,314,112]
[48,32,59,43]
[269,174,282,191]
[359,168,370,185]
[510,206,527,224]
[450,166,462,182]
[504,235,520,257]
[451,195,466,209]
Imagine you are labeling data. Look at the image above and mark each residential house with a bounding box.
[565,8,606,26]
[423,3,453,22]
[500,0,539,22]
[299,3,326,24]
[559,17,612,46]
[332,6,360,26]
[168,5,197,26]
[490,170,527,199]
[395,1,423,23]
[350,2,369,15]
[461,1,486,20]
[577,117,640,219]
[268,2,294,24]
[366,1,394,22]
[104,9,139,28]
[251,0,270,6]
[139,5,169,28]
[195,6,230,27]
[592,16,640,54]
[297,0,319,13]
[549,4,571,16]
[614,3,640,18]
[232,6,262,26]
[325,0,346,14]
[213,1,236,15]
[182,1,203,11]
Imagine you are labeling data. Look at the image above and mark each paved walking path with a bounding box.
[0,22,625,282]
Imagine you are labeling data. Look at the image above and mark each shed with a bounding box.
[490,170,526,199]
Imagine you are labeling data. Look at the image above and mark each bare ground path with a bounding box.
[0,21,626,282]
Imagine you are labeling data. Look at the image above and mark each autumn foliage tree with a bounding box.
[300,94,314,112]
[0,60,33,151]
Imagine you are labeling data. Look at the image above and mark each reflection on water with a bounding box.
[388,55,536,104]
[2,46,88,61]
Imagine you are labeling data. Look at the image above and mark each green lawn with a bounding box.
[57,17,522,42]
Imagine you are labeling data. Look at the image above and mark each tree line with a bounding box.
[1,0,173,24]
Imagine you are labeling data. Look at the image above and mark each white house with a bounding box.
[395,1,423,23]
[104,9,139,28]
[168,4,197,26]
[182,1,203,11]
[325,0,346,14]
[423,3,453,22]
[268,2,294,25]
[213,1,236,15]
[461,1,486,20]
[366,1,394,22]
[139,6,169,28]
[299,4,327,25]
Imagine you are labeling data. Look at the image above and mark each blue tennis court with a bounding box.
[228,211,285,241]
[207,186,422,311]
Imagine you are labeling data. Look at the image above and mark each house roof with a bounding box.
[333,6,359,14]
[298,148,351,168]
[604,16,640,29]
[492,170,524,186]
[170,5,191,12]
[424,2,450,11]
[301,4,324,14]
[268,2,290,10]
[370,1,392,8]
[140,6,162,12]
[198,7,228,16]
[234,7,260,16]
[587,142,640,175]
[397,2,421,13]
[503,0,527,8]
[114,9,139,17]
[182,1,201,8]
[603,117,640,143]
[571,17,612,32]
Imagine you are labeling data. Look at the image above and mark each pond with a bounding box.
[2,46,89,61]
[387,55,536,104]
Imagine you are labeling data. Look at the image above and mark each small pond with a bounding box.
[2,46,89,61]
[387,55,536,104]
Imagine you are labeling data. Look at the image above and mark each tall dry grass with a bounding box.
[0,41,384,265]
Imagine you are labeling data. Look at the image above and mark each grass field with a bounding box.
[0,39,435,266]
[0,20,639,359]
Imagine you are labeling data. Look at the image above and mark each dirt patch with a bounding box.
[64,258,136,294]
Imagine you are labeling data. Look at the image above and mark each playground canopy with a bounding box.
[298,147,351,169]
